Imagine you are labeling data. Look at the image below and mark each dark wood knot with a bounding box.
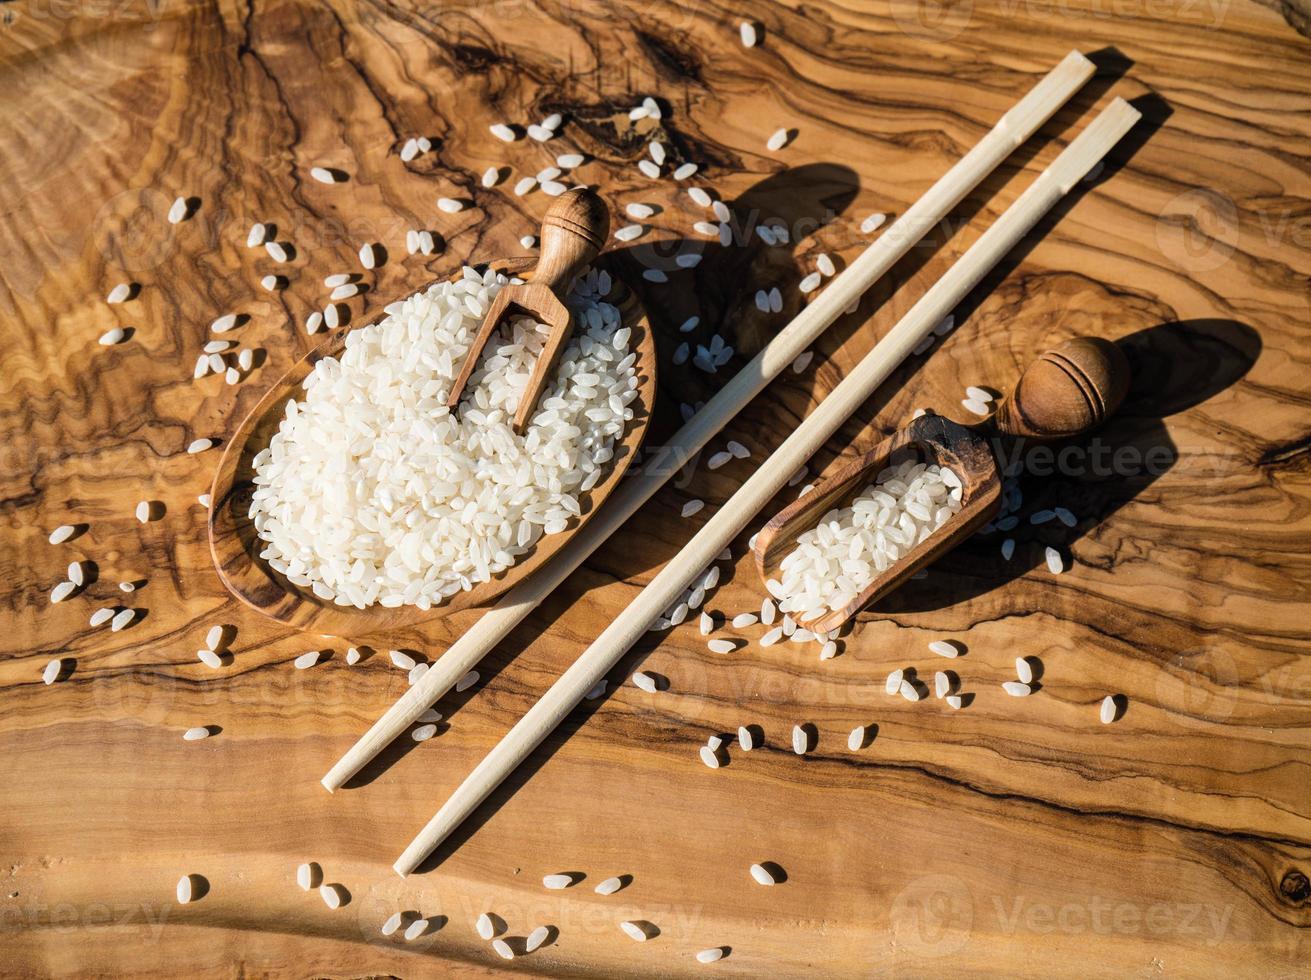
[1279,870,1310,904]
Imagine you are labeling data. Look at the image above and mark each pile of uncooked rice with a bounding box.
[769,458,962,619]
[249,265,636,609]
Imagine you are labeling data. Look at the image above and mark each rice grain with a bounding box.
[411,723,437,742]
[749,863,777,885]
[1100,695,1119,724]
[1045,546,1064,574]
[791,724,809,754]
[48,525,76,544]
[620,921,651,942]
[320,883,343,909]
[860,213,887,234]
[297,862,320,891]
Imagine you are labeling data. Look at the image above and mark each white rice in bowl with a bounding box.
[248,265,637,609]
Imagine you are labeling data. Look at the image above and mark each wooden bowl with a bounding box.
[208,255,656,636]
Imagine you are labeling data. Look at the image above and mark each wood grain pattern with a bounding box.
[1,0,1309,976]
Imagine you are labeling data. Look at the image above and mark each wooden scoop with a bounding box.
[446,187,611,433]
[208,254,655,636]
[751,337,1130,634]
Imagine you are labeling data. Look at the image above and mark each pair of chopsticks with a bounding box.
[323,52,1141,876]
[323,50,1099,797]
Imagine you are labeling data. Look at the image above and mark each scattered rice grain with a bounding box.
[1100,695,1119,724]
[1045,546,1064,574]
[619,921,648,942]
[749,863,777,885]
[860,213,887,234]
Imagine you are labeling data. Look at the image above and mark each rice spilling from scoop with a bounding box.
[772,458,963,619]
[249,265,636,609]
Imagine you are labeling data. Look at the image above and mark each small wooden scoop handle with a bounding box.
[534,187,610,295]
[445,189,610,429]
[506,190,610,432]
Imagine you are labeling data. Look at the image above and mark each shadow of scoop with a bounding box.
[879,317,1262,613]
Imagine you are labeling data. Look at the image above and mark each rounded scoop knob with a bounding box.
[535,187,610,291]
[993,337,1130,440]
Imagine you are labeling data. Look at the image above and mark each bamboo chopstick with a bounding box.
[322,50,1099,794]
[393,96,1143,876]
